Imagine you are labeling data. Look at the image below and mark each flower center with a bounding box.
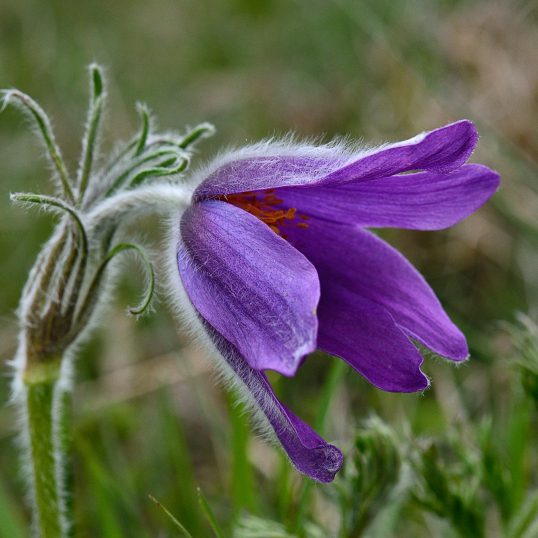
[220,189,309,235]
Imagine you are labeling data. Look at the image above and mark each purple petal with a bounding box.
[193,121,478,199]
[193,154,344,199]
[204,321,343,482]
[277,164,500,230]
[320,120,478,185]
[318,291,429,392]
[287,220,468,362]
[177,200,319,376]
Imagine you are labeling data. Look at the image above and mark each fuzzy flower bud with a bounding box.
[3,65,213,537]
[4,66,211,377]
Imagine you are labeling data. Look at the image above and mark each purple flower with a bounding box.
[170,120,499,482]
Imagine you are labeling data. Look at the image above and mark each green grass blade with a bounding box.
[197,487,225,538]
[157,390,202,534]
[227,393,257,515]
[148,495,193,538]
[76,436,139,537]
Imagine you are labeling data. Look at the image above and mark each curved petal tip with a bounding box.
[306,444,344,483]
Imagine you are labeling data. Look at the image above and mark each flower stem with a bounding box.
[23,359,67,537]
[58,390,75,538]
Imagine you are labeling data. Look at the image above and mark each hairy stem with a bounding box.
[58,390,74,538]
[22,359,69,537]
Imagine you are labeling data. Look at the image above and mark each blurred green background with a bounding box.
[0,0,537,536]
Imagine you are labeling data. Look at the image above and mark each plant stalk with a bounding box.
[22,358,69,537]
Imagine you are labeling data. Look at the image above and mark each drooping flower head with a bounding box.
[168,121,500,482]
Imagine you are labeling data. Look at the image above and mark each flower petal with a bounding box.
[193,153,344,199]
[193,121,478,198]
[277,164,500,230]
[321,120,478,184]
[204,321,343,482]
[318,291,429,392]
[287,220,468,362]
[177,199,320,376]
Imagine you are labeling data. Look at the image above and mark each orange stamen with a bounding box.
[218,189,309,235]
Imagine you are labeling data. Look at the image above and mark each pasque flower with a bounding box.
[170,120,499,482]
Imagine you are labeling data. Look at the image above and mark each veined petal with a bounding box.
[318,291,429,392]
[320,120,478,185]
[177,200,319,376]
[287,220,468,362]
[277,164,500,230]
[193,153,345,199]
[193,121,478,198]
[204,322,343,483]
